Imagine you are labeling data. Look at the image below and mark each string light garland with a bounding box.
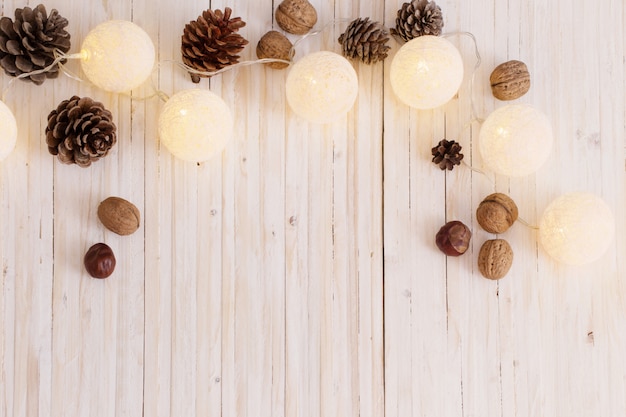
[539,193,615,266]
[0,2,616,269]
[80,20,156,93]
[478,104,553,177]
[390,35,463,109]
[285,51,358,123]
[158,89,233,162]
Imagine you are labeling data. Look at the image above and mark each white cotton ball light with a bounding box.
[0,100,17,161]
[285,51,358,123]
[539,193,615,266]
[479,104,553,177]
[81,20,155,93]
[158,89,233,162]
[389,35,464,110]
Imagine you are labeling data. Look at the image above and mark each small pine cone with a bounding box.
[338,18,390,64]
[45,96,117,168]
[181,7,249,83]
[432,139,463,170]
[0,4,71,85]
[391,0,444,42]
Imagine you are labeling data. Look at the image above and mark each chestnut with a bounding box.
[435,221,472,256]
[84,243,116,278]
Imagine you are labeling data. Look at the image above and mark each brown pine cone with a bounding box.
[338,18,390,64]
[181,7,249,83]
[391,0,444,42]
[0,4,71,85]
[45,96,117,167]
[432,139,463,170]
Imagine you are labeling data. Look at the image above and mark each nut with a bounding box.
[84,243,116,278]
[275,0,317,35]
[477,239,513,280]
[256,30,293,69]
[490,60,530,101]
[476,193,518,234]
[97,196,141,236]
[435,221,472,256]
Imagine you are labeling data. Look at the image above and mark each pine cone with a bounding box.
[391,0,444,42]
[0,4,71,85]
[338,18,390,64]
[45,96,117,167]
[432,139,463,170]
[181,7,249,83]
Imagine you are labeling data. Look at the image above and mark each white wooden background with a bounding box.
[0,0,624,416]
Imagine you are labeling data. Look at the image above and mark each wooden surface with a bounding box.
[0,0,624,416]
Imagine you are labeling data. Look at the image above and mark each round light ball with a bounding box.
[0,100,17,161]
[81,20,155,93]
[285,51,358,123]
[390,35,464,110]
[539,193,615,266]
[158,89,233,162]
[479,104,553,177]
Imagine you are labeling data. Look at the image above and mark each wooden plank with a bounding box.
[0,75,55,417]
[142,0,185,415]
[349,3,386,416]
[381,7,416,412]
[283,3,327,417]
[323,4,359,417]
[146,1,209,416]
[223,1,281,417]
[255,6,288,417]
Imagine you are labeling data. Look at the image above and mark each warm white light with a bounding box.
[0,100,17,161]
[479,104,553,177]
[285,51,358,123]
[158,89,233,162]
[81,20,155,93]
[389,35,464,110]
[539,193,615,266]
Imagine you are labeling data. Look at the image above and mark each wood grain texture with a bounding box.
[0,0,623,417]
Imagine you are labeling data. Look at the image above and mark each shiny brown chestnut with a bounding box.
[84,243,116,278]
[435,221,472,256]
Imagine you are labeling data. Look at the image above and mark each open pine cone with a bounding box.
[46,96,117,167]
[0,4,71,85]
[391,0,444,42]
[181,7,249,83]
[432,139,463,170]
[338,18,390,64]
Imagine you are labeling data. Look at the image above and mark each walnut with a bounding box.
[275,0,317,35]
[97,197,141,236]
[256,31,293,69]
[476,193,518,234]
[478,239,513,280]
[490,60,530,101]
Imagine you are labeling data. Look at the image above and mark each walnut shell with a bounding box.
[275,0,317,35]
[256,30,293,69]
[476,193,518,234]
[478,239,513,280]
[490,60,530,101]
[97,197,141,236]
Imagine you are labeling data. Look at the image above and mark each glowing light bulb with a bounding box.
[81,20,155,93]
[539,193,615,265]
[158,89,233,162]
[389,35,464,110]
[285,51,358,123]
[479,104,553,177]
[0,100,17,161]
